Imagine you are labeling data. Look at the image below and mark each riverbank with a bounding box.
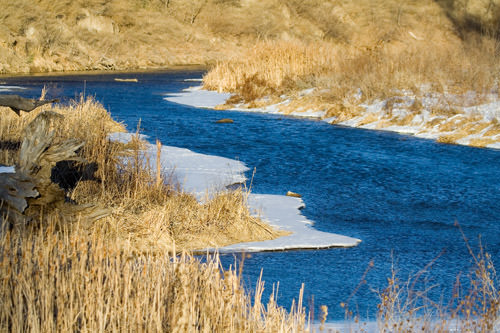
[165,80,500,330]
[168,84,500,150]
[0,90,313,331]
[0,90,285,251]
[2,0,498,144]
[109,132,361,251]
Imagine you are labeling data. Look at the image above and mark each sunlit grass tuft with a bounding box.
[0,215,306,331]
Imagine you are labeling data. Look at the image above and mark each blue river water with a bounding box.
[2,70,500,321]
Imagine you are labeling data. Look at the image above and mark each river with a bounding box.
[2,70,500,321]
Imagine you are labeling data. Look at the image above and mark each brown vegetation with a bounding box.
[375,229,500,332]
[2,0,497,78]
[0,96,302,331]
[202,1,499,147]
[0,96,284,252]
[1,1,500,329]
[204,1,499,105]
[0,216,306,331]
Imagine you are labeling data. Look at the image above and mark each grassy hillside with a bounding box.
[1,0,498,74]
[205,0,499,97]
[0,0,387,73]
[202,1,500,147]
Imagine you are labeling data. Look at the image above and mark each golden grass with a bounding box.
[438,116,466,132]
[204,40,336,97]
[0,216,307,331]
[0,0,498,82]
[393,113,417,127]
[204,34,498,107]
[358,113,380,126]
[202,1,499,144]
[484,123,500,137]
[0,96,285,252]
[436,0,500,36]
[437,133,463,144]
[469,137,496,147]
[0,96,303,331]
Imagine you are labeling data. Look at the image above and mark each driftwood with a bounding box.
[0,111,109,225]
[0,172,38,221]
[0,94,59,115]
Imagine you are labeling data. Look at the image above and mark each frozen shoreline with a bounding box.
[217,194,360,252]
[164,86,364,250]
[110,132,361,251]
[165,85,500,150]
[0,82,360,250]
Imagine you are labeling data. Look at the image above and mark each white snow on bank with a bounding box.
[165,85,326,119]
[166,84,500,150]
[109,132,360,250]
[217,194,360,252]
[109,132,248,197]
[0,166,15,173]
[316,319,482,333]
[289,108,326,118]
[165,86,231,109]
[0,85,26,92]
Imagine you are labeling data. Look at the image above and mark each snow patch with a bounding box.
[109,131,360,251]
[0,85,26,92]
[216,194,360,252]
[164,85,326,119]
[463,101,500,121]
[289,109,326,118]
[0,166,15,173]
[163,84,500,150]
[165,86,231,109]
[109,132,247,198]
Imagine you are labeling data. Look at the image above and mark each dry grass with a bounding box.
[393,113,417,127]
[203,1,499,127]
[0,215,307,332]
[358,113,381,126]
[0,96,305,331]
[0,96,285,252]
[437,133,464,144]
[469,137,496,147]
[438,116,467,132]
[436,0,500,36]
[484,122,500,137]
[204,35,498,110]
[204,40,336,99]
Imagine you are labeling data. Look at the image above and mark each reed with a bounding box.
[0,215,307,332]
[0,95,303,331]
[375,231,500,332]
[0,96,285,253]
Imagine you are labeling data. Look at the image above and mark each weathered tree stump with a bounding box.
[0,171,38,223]
[0,111,109,225]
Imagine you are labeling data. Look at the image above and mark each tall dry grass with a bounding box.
[437,0,500,36]
[203,1,499,122]
[0,96,284,253]
[0,96,304,331]
[0,0,351,73]
[4,0,496,76]
[0,215,307,332]
[204,35,499,109]
[375,234,500,331]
